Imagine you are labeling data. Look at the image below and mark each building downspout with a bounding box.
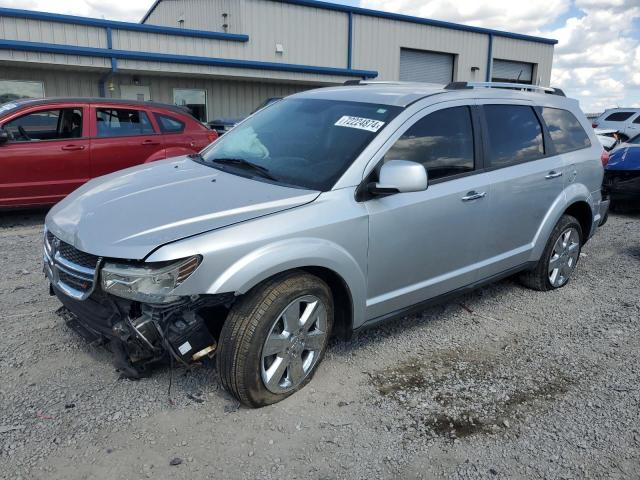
[485,33,493,82]
[98,27,118,97]
[347,11,353,70]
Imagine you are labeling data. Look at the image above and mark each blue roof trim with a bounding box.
[0,7,249,42]
[0,39,378,79]
[142,0,557,45]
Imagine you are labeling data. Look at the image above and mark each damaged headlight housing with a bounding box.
[101,255,201,304]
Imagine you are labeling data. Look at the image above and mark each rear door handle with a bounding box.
[61,145,85,151]
[545,171,563,179]
[461,191,486,202]
[141,139,160,145]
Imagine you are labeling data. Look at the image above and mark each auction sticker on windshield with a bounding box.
[335,116,385,133]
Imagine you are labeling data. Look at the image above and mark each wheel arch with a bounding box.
[205,238,366,334]
[564,200,592,244]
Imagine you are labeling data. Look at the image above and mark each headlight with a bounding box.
[101,255,201,304]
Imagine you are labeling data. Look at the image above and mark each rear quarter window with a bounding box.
[541,107,591,154]
[154,113,185,133]
[483,105,545,168]
[604,112,635,122]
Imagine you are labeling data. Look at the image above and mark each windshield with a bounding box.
[198,98,401,190]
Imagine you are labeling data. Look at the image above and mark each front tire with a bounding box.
[519,214,582,291]
[217,271,333,407]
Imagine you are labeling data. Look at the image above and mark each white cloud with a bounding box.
[0,0,154,21]
[362,0,640,113]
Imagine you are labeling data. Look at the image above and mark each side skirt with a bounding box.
[354,261,536,334]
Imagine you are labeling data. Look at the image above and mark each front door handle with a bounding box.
[61,144,85,151]
[141,139,160,146]
[545,171,563,179]
[461,191,486,202]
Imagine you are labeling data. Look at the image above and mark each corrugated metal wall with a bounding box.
[0,65,101,97]
[113,73,309,118]
[492,37,553,85]
[0,64,309,119]
[143,0,349,69]
[352,14,490,83]
[144,0,554,86]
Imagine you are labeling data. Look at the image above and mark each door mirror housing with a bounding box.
[368,160,428,196]
[0,128,9,145]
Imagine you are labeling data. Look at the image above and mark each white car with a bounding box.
[592,109,640,138]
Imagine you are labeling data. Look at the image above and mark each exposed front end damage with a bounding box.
[44,228,233,378]
[53,288,233,378]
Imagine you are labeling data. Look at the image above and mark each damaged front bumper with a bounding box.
[44,229,231,377]
[51,283,232,377]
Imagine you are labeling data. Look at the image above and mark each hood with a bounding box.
[46,156,319,260]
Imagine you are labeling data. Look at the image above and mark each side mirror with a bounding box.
[0,128,8,145]
[368,160,428,196]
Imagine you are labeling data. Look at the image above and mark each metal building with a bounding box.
[0,0,556,122]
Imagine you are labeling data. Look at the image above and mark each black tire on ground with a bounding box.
[217,271,333,407]
[519,214,583,292]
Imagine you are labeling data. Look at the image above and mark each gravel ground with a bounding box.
[0,207,639,480]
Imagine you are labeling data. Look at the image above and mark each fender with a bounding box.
[530,183,592,260]
[207,237,367,329]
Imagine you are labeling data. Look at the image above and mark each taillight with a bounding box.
[207,132,218,143]
[600,150,609,167]
[592,122,598,128]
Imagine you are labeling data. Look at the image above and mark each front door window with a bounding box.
[4,108,82,142]
[173,88,207,122]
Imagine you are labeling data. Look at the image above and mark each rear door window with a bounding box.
[541,107,591,154]
[96,108,155,137]
[384,106,475,181]
[154,113,185,133]
[604,112,635,122]
[4,108,83,142]
[483,105,544,168]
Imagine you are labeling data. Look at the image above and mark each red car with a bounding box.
[0,98,218,208]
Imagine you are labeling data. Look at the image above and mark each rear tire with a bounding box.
[217,271,333,407]
[519,215,582,291]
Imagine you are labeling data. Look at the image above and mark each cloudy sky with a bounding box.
[1,0,638,113]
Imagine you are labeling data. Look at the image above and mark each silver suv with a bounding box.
[44,81,609,407]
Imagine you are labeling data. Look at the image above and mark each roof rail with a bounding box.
[444,81,566,97]
[342,80,431,86]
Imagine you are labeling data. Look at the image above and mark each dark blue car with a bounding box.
[604,138,640,204]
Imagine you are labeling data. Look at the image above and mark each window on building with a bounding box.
[604,111,635,122]
[4,108,82,142]
[0,80,44,104]
[384,106,475,180]
[173,88,206,122]
[483,105,544,167]
[541,107,591,154]
[96,108,154,137]
[154,113,185,133]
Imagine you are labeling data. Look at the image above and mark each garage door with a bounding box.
[492,59,534,84]
[399,48,454,85]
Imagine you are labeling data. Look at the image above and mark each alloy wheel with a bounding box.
[261,295,328,394]
[548,227,580,287]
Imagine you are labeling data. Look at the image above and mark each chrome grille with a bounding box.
[44,229,101,300]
